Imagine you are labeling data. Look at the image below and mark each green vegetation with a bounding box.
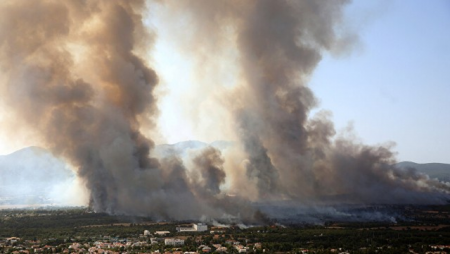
[0,208,173,239]
[0,205,449,253]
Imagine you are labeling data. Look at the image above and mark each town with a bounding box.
[1,206,450,254]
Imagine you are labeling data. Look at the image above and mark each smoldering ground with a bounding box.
[0,0,448,223]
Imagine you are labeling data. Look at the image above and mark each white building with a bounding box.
[150,238,163,245]
[176,223,208,232]
[155,231,171,236]
[6,237,20,244]
[176,226,196,232]
[193,223,208,232]
[216,247,228,253]
[235,245,247,253]
[144,230,151,236]
[164,238,185,246]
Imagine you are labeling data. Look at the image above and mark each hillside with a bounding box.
[0,147,75,204]
[396,161,450,182]
[0,141,232,204]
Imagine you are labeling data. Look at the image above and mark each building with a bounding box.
[144,230,151,236]
[176,225,196,232]
[193,223,208,232]
[201,246,211,253]
[216,247,228,253]
[176,223,208,232]
[155,231,171,236]
[164,238,185,246]
[235,245,247,253]
[150,238,164,245]
[6,237,20,244]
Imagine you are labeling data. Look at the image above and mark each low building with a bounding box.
[193,223,208,232]
[216,247,227,253]
[165,238,185,246]
[144,230,151,236]
[176,225,196,232]
[210,230,225,234]
[155,231,171,236]
[235,245,247,253]
[176,223,208,232]
[6,237,20,244]
[150,238,164,245]
[201,246,211,253]
[69,243,82,249]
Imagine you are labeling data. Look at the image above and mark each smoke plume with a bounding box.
[192,147,226,196]
[159,0,450,204]
[0,0,448,223]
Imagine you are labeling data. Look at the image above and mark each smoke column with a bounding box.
[0,0,448,222]
[0,0,160,213]
[161,0,450,204]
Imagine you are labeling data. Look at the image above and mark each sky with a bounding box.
[0,0,449,164]
[309,0,450,163]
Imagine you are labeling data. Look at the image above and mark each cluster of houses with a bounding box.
[1,222,267,254]
[149,223,209,247]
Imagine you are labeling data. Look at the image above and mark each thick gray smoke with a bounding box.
[192,147,226,196]
[162,0,450,204]
[0,0,160,213]
[0,0,448,223]
[0,0,262,222]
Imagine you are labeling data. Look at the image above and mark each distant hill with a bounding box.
[0,141,233,202]
[0,147,75,204]
[396,161,450,182]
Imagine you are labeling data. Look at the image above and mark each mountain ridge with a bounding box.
[395,161,450,182]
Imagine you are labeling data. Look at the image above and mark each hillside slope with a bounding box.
[396,161,450,182]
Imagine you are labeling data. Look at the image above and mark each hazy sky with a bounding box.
[309,0,450,163]
[0,0,448,164]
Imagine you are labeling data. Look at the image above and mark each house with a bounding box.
[235,245,247,253]
[201,246,211,253]
[216,247,228,253]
